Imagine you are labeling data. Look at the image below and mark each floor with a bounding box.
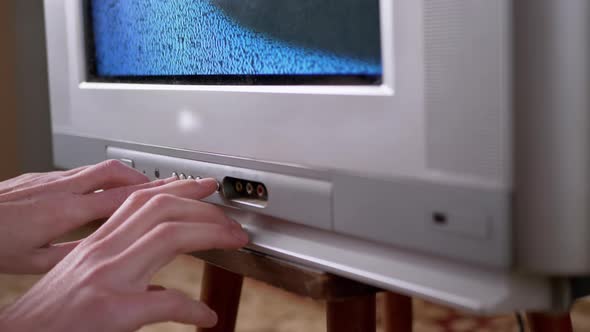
[2,255,590,331]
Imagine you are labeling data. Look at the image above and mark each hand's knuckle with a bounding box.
[148,194,176,209]
[150,179,168,187]
[108,188,132,207]
[102,159,126,171]
[153,223,178,238]
[127,190,152,206]
[80,160,108,178]
[92,160,126,179]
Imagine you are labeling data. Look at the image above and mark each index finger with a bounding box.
[63,160,149,193]
[36,178,177,242]
[90,178,220,241]
[0,160,148,202]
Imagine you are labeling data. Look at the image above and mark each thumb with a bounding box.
[119,289,218,330]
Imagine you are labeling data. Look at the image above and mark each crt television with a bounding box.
[44,0,589,313]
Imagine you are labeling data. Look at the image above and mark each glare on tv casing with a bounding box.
[44,0,590,313]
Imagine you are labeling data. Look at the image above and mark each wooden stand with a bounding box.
[383,292,413,332]
[193,249,401,332]
[198,264,243,332]
[527,312,574,332]
[326,294,376,332]
[193,249,573,332]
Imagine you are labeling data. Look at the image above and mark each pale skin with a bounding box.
[0,160,249,331]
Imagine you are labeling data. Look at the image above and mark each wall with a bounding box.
[0,1,53,181]
[14,1,53,175]
[0,0,21,181]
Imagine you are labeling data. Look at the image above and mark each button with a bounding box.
[172,172,179,179]
[120,158,135,168]
[179,173,187,180]
[187,175,195,180]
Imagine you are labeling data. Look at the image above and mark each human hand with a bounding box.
[0,178,249,332]
[0,160,168,274]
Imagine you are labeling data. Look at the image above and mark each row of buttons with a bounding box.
[171,171,221,192]
[172,172,201,180]
[118,159,220,192]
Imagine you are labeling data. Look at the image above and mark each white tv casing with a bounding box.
[45,0,589,313]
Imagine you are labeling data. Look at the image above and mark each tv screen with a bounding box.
[86,0,383,85]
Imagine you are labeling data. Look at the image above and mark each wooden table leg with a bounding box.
[383,292,413,332]
[526,312,573,332]
[327,294,376,332]
[197,263,244,332]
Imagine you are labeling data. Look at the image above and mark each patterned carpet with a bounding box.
[2,255,590,331]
